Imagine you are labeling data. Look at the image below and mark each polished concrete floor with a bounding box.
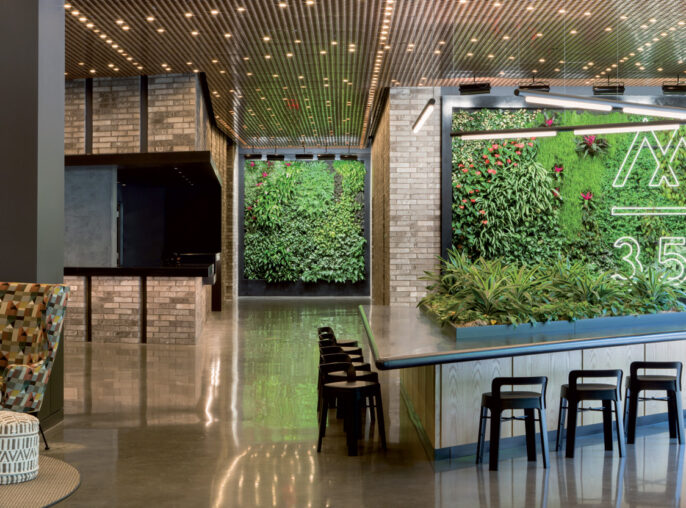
[44,299,686,507]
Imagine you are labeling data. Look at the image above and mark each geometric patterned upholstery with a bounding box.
[0,283,68,413]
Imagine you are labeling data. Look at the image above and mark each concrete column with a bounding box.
[0,0,64,283]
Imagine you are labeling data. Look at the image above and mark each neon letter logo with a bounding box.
[613,130,681,188]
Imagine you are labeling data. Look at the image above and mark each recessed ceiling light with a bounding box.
[264,55,271,59]
[331,40,337,45]
[570,30,577,34]
[78,16,86,22]
[86,23,94,28]
[278,1,287,7]
[89,69,96,74]
[466,52,473,57]
[224,33,232,38]
[71,10,79,15]
[263,36,270,41]
[185,12,193,17]
[470,38,477,42]
[503,35,510,40]
[116,19,124,25]
[157,28,165,33]
[286,52,293,57]
[584,11,591,15]
[320,50,326,54]
[64,3,71,8]
[211,59,218,63]
[211,9,219,15]
[146,16,155,21]
[237,7,246,12]
[294,39,301,44]
[191,31,199,36]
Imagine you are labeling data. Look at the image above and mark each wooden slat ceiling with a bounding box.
[64,0,686,148]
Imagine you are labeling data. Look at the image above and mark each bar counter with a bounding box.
[64,264,218,345]
[359,305,686,459]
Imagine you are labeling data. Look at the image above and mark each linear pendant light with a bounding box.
[573,123,680,135]
[459,129,557,141]
[454,121,683,140]
[515,89,686,121]
[515,90,613,111]
[412,98,436,133]
[622,106,686,120]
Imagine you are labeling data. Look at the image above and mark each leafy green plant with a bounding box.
[244,159,366,284]
[420,249,684,327]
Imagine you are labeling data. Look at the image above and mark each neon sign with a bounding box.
[611,129,686,280]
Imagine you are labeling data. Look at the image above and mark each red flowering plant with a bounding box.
[452,137,539,257]
[551,163,564,200]
[540,111,557,128]
[575,134,609,158]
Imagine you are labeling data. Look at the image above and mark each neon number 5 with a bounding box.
[658,237,686,282]
[613,237,643,280]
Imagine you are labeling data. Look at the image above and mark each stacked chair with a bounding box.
[316,326,386,456]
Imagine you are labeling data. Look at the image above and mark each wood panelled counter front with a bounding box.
[360,305,686,459]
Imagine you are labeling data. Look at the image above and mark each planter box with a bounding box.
[448,312,686,342]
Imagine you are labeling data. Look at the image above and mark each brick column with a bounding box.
[384,87,442,305]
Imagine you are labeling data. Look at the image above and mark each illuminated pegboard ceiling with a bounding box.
[65,0,686,148]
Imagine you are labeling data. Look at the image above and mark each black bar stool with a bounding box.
[555,369,625,458]
[624,361,684,444]
[476,376,549,471]
[317,376,387,456]
[318,327,358,348]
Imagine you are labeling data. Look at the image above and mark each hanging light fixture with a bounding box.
[515,89,613,111]
[412,98,436,133]
[458,128,558,141]
[454,121,682,140]
[515,89,686,121]
[573,122,680,135]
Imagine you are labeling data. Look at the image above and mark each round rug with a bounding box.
[0,455,80,507]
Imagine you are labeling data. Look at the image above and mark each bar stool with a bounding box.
[319,340,364,360]
[555,369,625,458]
[317,375,387,456]
[476,376,549,471]
[624,361,684,444]
[318,327,358,348]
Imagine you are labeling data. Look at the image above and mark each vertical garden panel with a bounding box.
[238,155,370,296]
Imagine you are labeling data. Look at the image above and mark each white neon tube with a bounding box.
[622,106,686,120]
[574,123,680,135]
[460,130,558,141]
[524,95,612,112]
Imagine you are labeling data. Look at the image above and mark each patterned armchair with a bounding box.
[0,283,68,416]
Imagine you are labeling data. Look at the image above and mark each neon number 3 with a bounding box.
[613,237,643,280]
[659,237,686,282]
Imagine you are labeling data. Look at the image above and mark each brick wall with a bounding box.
[91,276,141,343]
[64,73,235,302]
[65,80,85,155]
[371,100,391,305]
[148,74,196,152]
[63,275,86,341]
[147,277,205,345]
[92,77,140,153]
[387,88,442,305]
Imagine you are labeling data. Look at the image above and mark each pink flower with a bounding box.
[257,182,263,187]
[506,159,511,163]
[584,135,596,146]
[475,171,482,176]
[250,162,255,167]
[459,205,465,209]
[469,164,474,168]
[455,184,461,188]
[513,163,518,166]
[481,220,488,224]
[554,165,563,173]
[487,169,496,174]
[262,172,268,178]
[494,154,500,158]
[496,161,503,166]
[581,192,593,200]
[470,198,476,203]
[458,163,464,168]
[515,151,521,155]
[285,163,291,166]
[527,142,534,146]
[545,118,554,126]
[462,168,469,173]
[469,190,474,194]
[479,210,486,215]
[246,205,253,211]
[492,144,499,149]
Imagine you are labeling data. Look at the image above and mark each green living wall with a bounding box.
[451,109,686,277]
[243,159,366,283]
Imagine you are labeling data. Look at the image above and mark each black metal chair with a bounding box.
[555,369,625,459]
[319,340,364,360]
[476,376,549,471]
[624,361,684,444]
[318,327,358,348]
[317,375,386,456]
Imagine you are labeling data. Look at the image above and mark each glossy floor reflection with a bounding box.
[46,299,686,507]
